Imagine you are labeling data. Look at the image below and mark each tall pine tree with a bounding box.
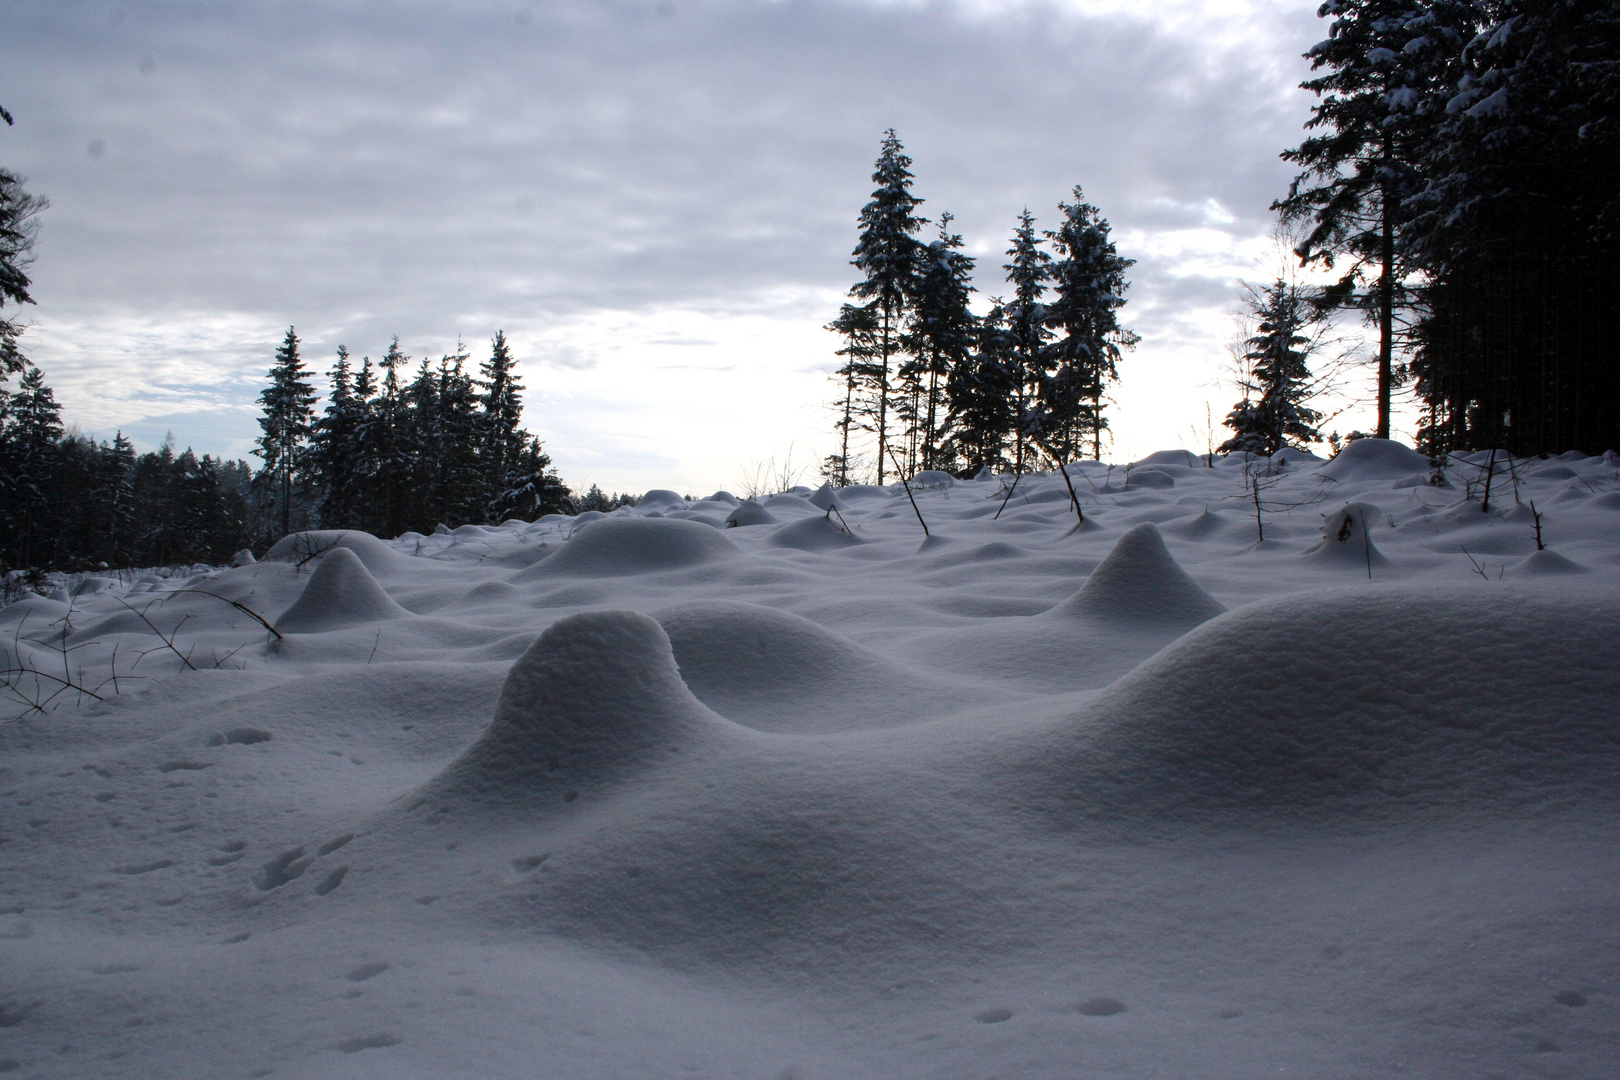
[253,326,316,539]
[1275,0,1441,439]
[479,330,527,516]
[906,213,977,473]
[1043,187,1138,463]
[848,130,925,484]
[1220,279,1325,455]
[1001,211,1053,475]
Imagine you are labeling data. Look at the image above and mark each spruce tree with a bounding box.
[1408,0,1620,456]
[479,330,526,516]
[907,214,977,472]
[1001,211,1053,475]
[253,326,317,539]
[848,130,925,484]
[373,337,409,536]
[1043,187,1138,463]
[0,168,47,381]
[942,301,1016,477]
[491,435,572,521]
[825,302,881,486]
[0,365,62,567]
[350,355,380,532]
[308,346,366,528]
[1275,0,1465,441]
[1219,279,1325,455]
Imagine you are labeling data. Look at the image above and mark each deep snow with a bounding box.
[2,440,1618,1079]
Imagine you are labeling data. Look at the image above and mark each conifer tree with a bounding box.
[825,302,881,486]
[253,326,317,539]
[1043,187,1138,462]
[906,214,977,472]
[1001,211,1053,475]
[373,337,409,535]
[490,435,572,521]
[0,365,62,567]
[1220,280,1325,455]
[1275,0,1442,440]
[1407,0,1620,456]
[308,346,366,528]
[942,301,1016,476]
[0,168,47,381]
[479,330,526,515]
[848,130,925,484]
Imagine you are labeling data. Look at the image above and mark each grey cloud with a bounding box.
[3,0,1320,464]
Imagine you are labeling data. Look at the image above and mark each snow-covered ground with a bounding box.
[2,439,1618,1079]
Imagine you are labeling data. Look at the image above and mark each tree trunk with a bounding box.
[1377,183,1395,441]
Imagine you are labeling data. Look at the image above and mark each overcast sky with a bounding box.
[1,0,1388,494]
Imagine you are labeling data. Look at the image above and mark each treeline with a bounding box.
[260,328,572,540]
[4,159,260,573]
[825,132,1137,485]
[0,368,260,571]
[1278,0,1620,457]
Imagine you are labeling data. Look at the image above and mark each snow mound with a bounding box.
[637,489,687,511]
[654,600,1001,733]
[422,610,728,809]
[806,482,842,510]
[1316,438,1430,481]
[1048,586,1620,821]
[71,576,119,597]
[524,516,737,576]
[724,499,777,527]
[1049,522,1225,628]
[1515,549,1587,575]
[1125,467,1176,489]
[0,593,70,627]
[1133,449,1200,468]
[1303,502,1389,569]
[274,547,411,634]
[262,529,411,573]
[767,514,862,551]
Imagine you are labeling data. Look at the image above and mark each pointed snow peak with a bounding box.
[274,546,410,634]
[808,482,842,511]
[1052,522,1225,628]
[424,610,723,808]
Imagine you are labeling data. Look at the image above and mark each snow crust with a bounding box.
[3,442,1619,1079]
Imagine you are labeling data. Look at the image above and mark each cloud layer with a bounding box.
[3,0,1343,490]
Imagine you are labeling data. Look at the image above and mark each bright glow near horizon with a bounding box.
[3,0,1411,497]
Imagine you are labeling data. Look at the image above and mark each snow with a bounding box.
[2,443,1619,1078]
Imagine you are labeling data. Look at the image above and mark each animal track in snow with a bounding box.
[253,848,313,890]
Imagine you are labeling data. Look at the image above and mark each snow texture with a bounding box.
[3,441,1619,1079]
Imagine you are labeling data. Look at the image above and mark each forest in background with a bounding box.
[1,0,1615,577]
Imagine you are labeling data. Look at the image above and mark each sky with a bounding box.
[0,0,1405,495]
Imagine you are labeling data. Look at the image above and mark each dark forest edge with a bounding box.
[2,0,1616,580]
[0,330,646,583]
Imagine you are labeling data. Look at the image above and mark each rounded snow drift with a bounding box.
[421,609,727,808]
[262,530,411,574]
[1316,438,1430,482]
[654,600,998,733]
[524,516,738,576]
[725,500,777,528]
[1045,587,1620,821]
[767,514,862,552]
[637,489,687,511]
